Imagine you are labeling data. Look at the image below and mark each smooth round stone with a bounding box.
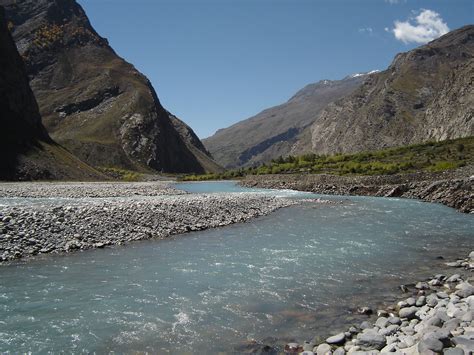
[406,297,416,306]
[326,333,345,345]
[315,343,332,355]
[443,348,465,355]
[388,316,401,325]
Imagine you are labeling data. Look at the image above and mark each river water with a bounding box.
[0,181,472,352]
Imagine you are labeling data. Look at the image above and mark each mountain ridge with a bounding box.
[0,4,105,180]
[205,25,473,168]
[305,25,473,155]
[1,0,221,174]
[203,74,371,168]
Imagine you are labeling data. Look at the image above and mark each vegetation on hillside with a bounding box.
[181,136,473,181]
[97,167,143,181]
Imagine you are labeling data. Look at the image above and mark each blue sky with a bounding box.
[77,0,473,138]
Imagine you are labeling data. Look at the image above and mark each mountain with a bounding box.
[1,0,220,174]
[0,5,104,181]
[304,25,474,155]
[203,74,369,168]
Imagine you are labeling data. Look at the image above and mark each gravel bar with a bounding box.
[0,182,298,263]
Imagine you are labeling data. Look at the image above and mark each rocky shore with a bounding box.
[280,252,474,355]
[240,167,474,213]
[0,181,186,198]
[0,182,297,262]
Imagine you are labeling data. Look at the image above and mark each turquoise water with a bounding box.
[0,182,473,352]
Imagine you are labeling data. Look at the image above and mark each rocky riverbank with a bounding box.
[279,252,474,355]
[240,167,474,213]
[0,182,298,263]
[0,181,186,198]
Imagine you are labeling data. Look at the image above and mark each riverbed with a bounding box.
[0,181,472,352]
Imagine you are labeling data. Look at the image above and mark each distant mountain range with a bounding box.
[0,0,221,177]
[205,25,473,168]
[203,74,369,168]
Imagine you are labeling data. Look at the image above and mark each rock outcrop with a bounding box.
[307,25,474,154]
[0,5,104,180]
[1,0,220,173]
[203,75,368,168]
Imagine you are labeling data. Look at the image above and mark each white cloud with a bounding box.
[385,0,403,4]
[392,9,449,44]
[359,27,373,34]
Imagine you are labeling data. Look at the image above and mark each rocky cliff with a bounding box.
[203,75,368,168]
[1,0,220,174]
[307,25,473,155]
[0,5,104,180]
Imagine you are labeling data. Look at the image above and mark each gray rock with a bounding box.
[380,343,398,353]
[455,282,474,298]
[446,274,461,283]
[360,321,373,330]
[416,296,426,307]
[375,317,389,329]
[451,336,474,353]
[416,282,430,290]
[418,333,444,353]
[326,333,345,345]
[436,309,451,322]
[387,316,401,325]
[399,306,419,320]
[406,297,416,306]
[437,292,450,299]
[427,294,439,307]
[357,331,386,350]
[333,347,345,355]
[379,324,399,336]
[315,343,332,355]
[442,318,461,332]
[443,348,465,355]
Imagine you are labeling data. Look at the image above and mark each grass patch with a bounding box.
[98,167,143,181]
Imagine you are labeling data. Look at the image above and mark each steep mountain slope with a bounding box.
[305,25,474,155]
[0,5,104,181]
[203,75,368,168]
[1,0,220,174]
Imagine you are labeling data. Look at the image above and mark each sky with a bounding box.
[77,0,473,138]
